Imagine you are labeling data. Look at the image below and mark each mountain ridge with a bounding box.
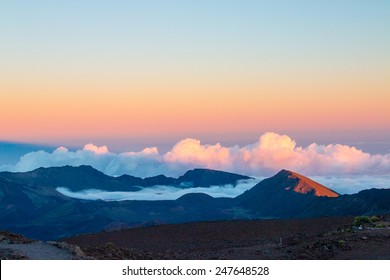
[0,165,253,192]
[1,166,389,240]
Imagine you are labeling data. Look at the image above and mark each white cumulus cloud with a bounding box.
[1,133,390,183]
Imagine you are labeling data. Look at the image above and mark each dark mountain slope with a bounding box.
[0,176,76,226]
[301,188,390,218]
[0,176,234,240]
[1,168,389,241]
[0,165,140,192]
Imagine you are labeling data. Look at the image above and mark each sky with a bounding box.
[1,1,389,149]
[0,1,390,192]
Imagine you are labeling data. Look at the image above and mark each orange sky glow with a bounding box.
[1,1,389,149]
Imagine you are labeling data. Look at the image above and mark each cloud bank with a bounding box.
[56,179,261,201]
[56,176,390,201]
[1,132,390,179]
[312,175,390,194]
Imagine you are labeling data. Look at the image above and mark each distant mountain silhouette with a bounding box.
[0,165,252,192]
[239,169,338,198]
[177,168,252,187]
[0,165,140,192]
[176,193,215,204]
[0,166,389,240]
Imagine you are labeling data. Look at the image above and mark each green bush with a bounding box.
[353,216,372,226]
[375,224,385,229]
[105,242,115,248]
[370,216,381,222]
[337,240,346,247]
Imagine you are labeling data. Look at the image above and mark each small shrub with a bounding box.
[337,240,346,248]
[353,216,372,226]
[375,224,385,229]
[105,242,115,248]
[371,216,381,222]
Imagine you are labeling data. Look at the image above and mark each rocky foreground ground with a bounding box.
[63,216,390,260]
[0,231,90,260]
[2,216,390,260]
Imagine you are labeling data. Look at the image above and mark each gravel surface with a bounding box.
[64,216,390,260]
[0,241,75,260]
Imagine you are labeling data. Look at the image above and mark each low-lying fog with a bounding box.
[56,175,390,201]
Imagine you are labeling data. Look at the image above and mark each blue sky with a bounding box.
[0,1,389,183]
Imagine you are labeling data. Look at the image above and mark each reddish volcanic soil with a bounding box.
[63,216,390,260]
[288,171,339,197]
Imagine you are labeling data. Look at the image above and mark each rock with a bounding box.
[47,241,87,258]
[0,248,29,260]
[71,246,86,258]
